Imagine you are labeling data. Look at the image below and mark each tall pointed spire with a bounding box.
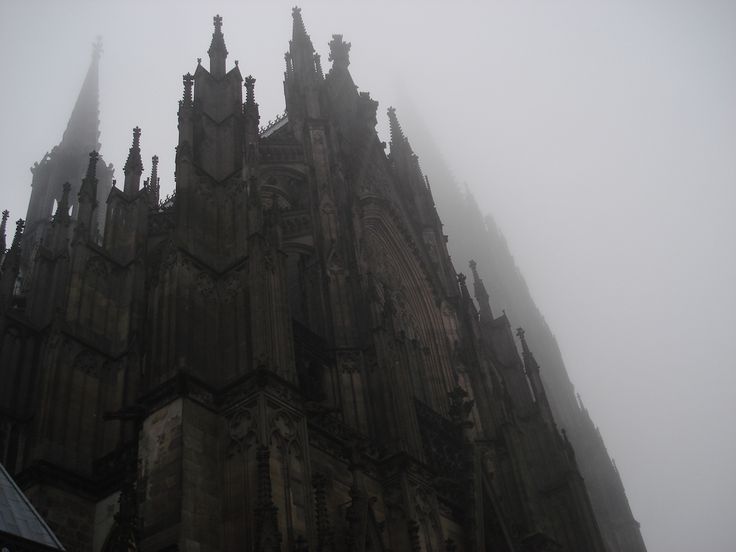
[288,7,320,85]
[61,37,102,154]
[208,14,228,78]
[284,7,323,123]
[23,36,113,264]
[291,7,314,51]
[469,259,493,322]
[123,127,143,195]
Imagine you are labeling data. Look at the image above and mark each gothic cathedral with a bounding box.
[0,10,644,552]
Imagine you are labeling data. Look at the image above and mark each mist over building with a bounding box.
[397,108,646,552]
[0,5,716,550]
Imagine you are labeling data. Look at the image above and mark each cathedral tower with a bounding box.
[21,39,114,281]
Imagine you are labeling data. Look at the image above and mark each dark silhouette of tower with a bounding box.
[0,10,622,552]
[21,38,114,284]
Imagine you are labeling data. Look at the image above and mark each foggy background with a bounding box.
[1,1,734,551]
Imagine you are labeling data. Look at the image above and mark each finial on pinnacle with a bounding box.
[244,75,256,106]
[469,259,477,271]
[328,34,351,69]
[86,150,100,180]
[132,126,141,148]
[183,73,194,104]
[515,327,526,340]
[208,13,228,74]
[291,6,310,41]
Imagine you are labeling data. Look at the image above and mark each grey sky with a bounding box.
[1,1,734,551]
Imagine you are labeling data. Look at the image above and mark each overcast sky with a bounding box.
[1,1,734,551]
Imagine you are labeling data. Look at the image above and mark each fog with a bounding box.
[1,1,734,551]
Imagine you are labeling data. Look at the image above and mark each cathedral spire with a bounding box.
[23,37,113,268]
[208,14,228,79]
[469,259,493,322]
[123,127,143,195]
[288,7,320,86]
[291,6,314,52]
[61,37,102,154]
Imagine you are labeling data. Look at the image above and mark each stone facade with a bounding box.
[1,9,612,551]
